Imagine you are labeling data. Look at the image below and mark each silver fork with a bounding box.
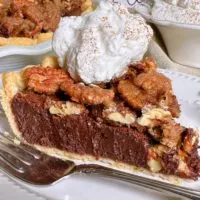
[0,132,200,200]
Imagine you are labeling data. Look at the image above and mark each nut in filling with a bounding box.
[103,104,136,125]
[147,147,163,173]
[137,107,185,149]
[49,101,85,116]
[137,107,171,127]
[147,127,199,178]
[183,129,198,154]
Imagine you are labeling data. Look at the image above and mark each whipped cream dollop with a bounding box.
[152,0,200,24]
[53,1,153,84]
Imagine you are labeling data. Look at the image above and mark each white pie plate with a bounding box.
[134,2,200,69]
[0,68,200,200]
[0,0,96,72]
[0,41,53,72]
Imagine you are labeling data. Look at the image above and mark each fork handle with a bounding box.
[77,165,200,200]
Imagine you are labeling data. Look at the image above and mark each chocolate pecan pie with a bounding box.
[0,0,92,46]
[1,56,200,180]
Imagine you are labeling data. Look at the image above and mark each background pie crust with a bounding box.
[0,0,93,46]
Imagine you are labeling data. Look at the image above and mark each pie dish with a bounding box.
[134,1,200,68]
[1,56,200,180]
[0,0,92,46]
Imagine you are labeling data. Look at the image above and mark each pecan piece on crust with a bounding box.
[23,67,72,94]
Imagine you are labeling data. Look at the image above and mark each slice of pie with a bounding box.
[0,0,92,46]
[1,56,200,180]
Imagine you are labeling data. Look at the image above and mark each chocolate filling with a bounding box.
[12,92,150,168]
[11,91,200,179]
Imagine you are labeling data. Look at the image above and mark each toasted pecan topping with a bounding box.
[183,129,198,154]
[112,57,156,84]
[135,57,157,74]
[161,91,181,118]
[118,72,180,117]
[118,79,157,109]
[134,72,172,97]
[60,82,114,105]
[23,67,71,94]
[24,66,114,105]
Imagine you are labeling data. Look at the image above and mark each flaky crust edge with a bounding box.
[0,0,93,46]
[0,56,60,138]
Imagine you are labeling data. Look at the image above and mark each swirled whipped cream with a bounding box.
[152,0,200,24]
[53,1,153,84]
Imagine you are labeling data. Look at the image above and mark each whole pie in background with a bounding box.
[0,0,92,46]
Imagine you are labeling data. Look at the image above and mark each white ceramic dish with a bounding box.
[135,2,200,69]
[0,41,53,72]
[0,69,200,200]
[0,0,99,72]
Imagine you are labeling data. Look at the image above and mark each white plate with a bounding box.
[0,41,53,71]
[0,41,52,58]
[0,69,200,200]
